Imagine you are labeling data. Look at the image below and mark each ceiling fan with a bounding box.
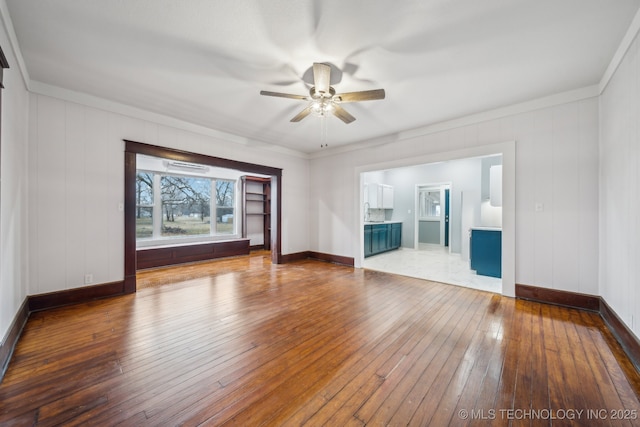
[260,63,385,124]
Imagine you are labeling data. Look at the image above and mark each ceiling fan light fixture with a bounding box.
[311,98,335,117]
[260,62,385,124]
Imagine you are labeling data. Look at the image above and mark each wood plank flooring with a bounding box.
[1,252,640,426]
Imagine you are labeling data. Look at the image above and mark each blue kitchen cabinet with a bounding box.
[371,224,388,254]
[364,222,402,257]
[390,223,402,249]
[470,228,502,278]
[364,226,373,257]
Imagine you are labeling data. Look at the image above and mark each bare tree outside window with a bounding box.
[216,180,234,234]
[161,176,211,237]
[135,172,154,238]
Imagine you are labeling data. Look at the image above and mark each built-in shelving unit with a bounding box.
[241,176,271,250]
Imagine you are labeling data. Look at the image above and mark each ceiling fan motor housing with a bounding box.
[310,86,336,99]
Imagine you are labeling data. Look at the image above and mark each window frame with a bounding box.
[135,168,240,247]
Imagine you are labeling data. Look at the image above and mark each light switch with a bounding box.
[535,203,544,212]
[118,202,124,212]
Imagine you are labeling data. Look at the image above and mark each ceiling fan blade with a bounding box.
[334,89,386,102]
[260,90,307,100]
[313,63,331,95]
[332,104,356,124]
[290,106,313,122]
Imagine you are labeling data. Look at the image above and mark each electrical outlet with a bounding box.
[84,274,93,285]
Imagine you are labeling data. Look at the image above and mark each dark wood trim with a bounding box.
[124,140,285,292]
[272,174,282,264]
[0,45,8,69]
[137,240,250,270]
[279,251,355,266]
[28,281,126,312]
[515,283,600,312]
[516,283,640,373]
[124,141,282,177]
[0,44,8,89]
[123,150,137,293]
[307,251,355,267]
[0,298,28,382]
[279,251,312,263]
[601,298,640,373]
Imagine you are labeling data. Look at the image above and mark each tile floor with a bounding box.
[363,243,502,294]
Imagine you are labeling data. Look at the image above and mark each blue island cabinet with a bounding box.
[364,222,402,257]
[470,228,502,278]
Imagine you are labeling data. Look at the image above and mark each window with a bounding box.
[136,170,236,242]
[419,189,441,219]
[161,175,211,237]
[215,180,234,234]
[135,172,154,238]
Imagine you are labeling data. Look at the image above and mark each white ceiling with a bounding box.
[6,0,640,154]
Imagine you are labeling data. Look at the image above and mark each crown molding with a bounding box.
[599,6,640,94]
[0,0,31,90]
[309,84,600,160]
[29,80,309,160]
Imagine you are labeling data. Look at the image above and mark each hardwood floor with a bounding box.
[1,252,640,426]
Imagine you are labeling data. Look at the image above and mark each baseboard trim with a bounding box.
[600,298,640,373]
[0,298,29,382]
[307,251,355,267]
[28,280,127,312]
[280,251,310,263]
[280,251,355,267]
[516,283,640,373]
[515,283,600,312]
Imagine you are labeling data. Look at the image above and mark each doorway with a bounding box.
[416,183,451,250]
[358,144,514,296]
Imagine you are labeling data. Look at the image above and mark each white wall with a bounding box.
[27,93,310,295]
[600,30,640,338]
[0,16,30,344]
[309,97,599,296]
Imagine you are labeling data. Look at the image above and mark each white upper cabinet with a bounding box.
[368,183,394,209]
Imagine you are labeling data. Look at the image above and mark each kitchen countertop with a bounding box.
[469,226,502,231]
[364,220,403,225]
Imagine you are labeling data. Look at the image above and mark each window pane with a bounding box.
[216,180,235,234]
[136,207,153,238]
[136,172,154,205]
[216,207,234,234]
[419,189,441,218]
[216,180,234,207]
[161,175,211,237]
[136,172,154,240]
